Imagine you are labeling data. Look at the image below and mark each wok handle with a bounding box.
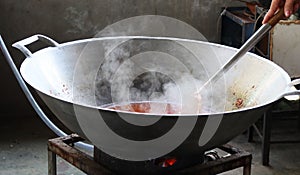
[289,78,300,86]
[12,34,59,57]
[283,90,300,96]
[281,79,300,100]
[0,35,93,151]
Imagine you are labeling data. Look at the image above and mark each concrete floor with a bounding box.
[0,113,299,175]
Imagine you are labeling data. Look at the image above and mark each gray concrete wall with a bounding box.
[0,0,244,115]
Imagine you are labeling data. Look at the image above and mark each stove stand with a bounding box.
[47,134,252,175]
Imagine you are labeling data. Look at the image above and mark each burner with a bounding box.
[48,134,252,175]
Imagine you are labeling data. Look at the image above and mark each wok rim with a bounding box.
[20,35,292,117]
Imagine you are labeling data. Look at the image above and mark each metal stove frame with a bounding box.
[48,134,252,175]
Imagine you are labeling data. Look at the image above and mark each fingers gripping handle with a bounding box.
[12,34,59,57]
[268,8,285,27]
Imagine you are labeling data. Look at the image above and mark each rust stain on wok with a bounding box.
[49,84,70,97]
[235,98,244,108]
[229,83,258,111]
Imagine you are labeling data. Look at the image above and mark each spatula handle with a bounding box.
[268,8,285,27]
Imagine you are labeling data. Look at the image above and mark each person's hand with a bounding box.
[262,0,300,24]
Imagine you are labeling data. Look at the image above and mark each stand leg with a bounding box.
[48,150,57,175]
[262,110,272,166]
[243,163,251,175]
[298,99,300,129]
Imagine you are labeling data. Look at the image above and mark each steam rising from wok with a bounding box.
[93,39,227,114]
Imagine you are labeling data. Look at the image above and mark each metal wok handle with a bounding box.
[12,34,59,57]
[289,79,300,86]
[0,35,93,151]
[281,79,300,99]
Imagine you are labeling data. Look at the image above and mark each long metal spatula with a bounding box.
[196,9,285,94]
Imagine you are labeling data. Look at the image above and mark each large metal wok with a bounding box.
[7,34,300,174]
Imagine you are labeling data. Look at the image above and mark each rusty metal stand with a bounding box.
[176,144,252,175]
[48,134,252,175]
[48,134,114,175]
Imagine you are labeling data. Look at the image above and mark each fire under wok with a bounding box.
[11,34,300,174]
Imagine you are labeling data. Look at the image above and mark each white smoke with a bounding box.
[80,15,229,114]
